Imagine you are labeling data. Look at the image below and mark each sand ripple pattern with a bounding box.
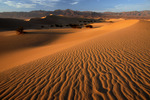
[0,21,150,100]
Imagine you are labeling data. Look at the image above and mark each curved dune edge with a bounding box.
[0,20,149,100]
[0,20,139,72]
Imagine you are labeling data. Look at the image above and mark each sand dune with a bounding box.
[0,20,150,100]
[0,20,137,72]
[0,28,86,71]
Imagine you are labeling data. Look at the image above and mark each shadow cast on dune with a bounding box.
[0,30,75,55]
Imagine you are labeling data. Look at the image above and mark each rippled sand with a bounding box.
[0,20,150,100]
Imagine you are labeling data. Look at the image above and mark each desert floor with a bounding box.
[0,19,150,100]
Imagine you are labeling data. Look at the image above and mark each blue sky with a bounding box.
[0,0,150,12]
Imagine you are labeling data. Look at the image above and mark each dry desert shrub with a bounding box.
[16,26,24,35]
[69,24,82,29]
[109,21,114,23]
[85,25,93,28]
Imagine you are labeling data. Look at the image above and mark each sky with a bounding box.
[0,0,150,12]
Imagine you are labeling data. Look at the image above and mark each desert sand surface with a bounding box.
[0,19,150,100]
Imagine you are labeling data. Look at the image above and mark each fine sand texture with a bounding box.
[0,20,150,100]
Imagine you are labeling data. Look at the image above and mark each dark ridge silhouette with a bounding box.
[0,9,150,19]
[29,15,98,25]
[0,15,100,30]
[0,18,32,30]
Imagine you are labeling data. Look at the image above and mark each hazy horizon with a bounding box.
[0,0,150,12]
[0,9,150,13]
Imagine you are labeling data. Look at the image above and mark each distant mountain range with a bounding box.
[0,9,150,19]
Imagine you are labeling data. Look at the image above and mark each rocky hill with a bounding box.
[103,11,150,19]
[0,9,149,19]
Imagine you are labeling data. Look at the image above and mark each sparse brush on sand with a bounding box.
[0,19,150,100]
[16,26,24,35]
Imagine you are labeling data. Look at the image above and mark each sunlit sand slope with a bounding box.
[0,20,150,100]
[0,20,138,72]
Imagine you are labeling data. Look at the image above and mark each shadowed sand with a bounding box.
[0,20,150,100]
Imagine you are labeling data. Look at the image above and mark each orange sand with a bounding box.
[0,19,150,100]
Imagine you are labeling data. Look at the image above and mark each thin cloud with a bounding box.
[114,3,150,11]
[31,0,60,7]
[70,1,79,5]
[4,1,35,8]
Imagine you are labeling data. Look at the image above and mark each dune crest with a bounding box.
[0,20,150,100]
[0,20,138,72]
